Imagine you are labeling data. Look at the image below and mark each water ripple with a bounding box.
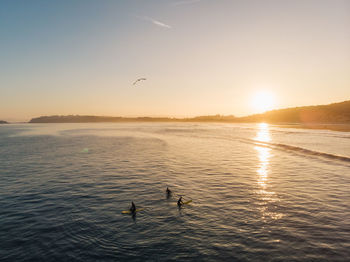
[0,123,349,261]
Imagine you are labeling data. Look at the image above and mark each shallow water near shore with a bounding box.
[1,123,349,261]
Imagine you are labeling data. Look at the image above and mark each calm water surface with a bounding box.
[0,123,349,261]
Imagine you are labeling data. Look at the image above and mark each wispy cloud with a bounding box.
[171,0,201,6]
[137,15,171,29]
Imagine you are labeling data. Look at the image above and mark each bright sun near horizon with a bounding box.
[0,0,349,122]
[251,91,276,114]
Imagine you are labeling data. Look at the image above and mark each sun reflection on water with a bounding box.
[255,123,271,143]
[254,123,283,220]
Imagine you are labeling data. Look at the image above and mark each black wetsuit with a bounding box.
[130,202,136,213]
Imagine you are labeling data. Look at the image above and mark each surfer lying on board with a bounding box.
[130,201,136,214]
[177,196,184,206]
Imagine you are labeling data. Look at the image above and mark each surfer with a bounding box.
[130,201,136,214]
[177,196,184,207]
[166,187,172,199]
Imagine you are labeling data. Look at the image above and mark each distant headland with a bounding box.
[28,115,237,123]
[239,100,350,131]
[28,100,350,131]
[240,100,350,123]
[0,120,8,124]
[29,100,350,123]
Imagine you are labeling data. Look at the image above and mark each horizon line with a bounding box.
[2,98,349,123]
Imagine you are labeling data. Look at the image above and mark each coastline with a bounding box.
[5,120,350,133]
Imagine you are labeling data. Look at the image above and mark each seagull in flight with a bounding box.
[132,78,147,86]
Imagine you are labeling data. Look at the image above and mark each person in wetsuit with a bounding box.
[177,196,184,207]
[130,201,136,213]
[166,187,171,195]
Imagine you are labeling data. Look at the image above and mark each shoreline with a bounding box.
[3,121,350,132]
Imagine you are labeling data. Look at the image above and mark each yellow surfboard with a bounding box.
[176,200,192,205]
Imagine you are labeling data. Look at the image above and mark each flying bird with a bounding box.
[132,78,147,86]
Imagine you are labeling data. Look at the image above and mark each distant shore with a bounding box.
[25,115,350,132]
[27,99,350,126]
[2,118,350,132]
[28,115,238,124]
[3,99,350,132]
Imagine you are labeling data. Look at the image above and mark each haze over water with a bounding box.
[1,123,349,261]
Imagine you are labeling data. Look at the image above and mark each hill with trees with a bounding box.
[240,100,350,123]
[28,100,350,124]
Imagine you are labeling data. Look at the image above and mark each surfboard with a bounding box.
[121,208,144,214]
[176,200,193,205]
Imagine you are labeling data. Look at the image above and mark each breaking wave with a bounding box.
[243,138,350,163]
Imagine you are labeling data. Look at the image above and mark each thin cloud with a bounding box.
[172,0,201,6]
[137,15,171,29]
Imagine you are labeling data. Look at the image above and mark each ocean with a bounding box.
[0,123,349,261]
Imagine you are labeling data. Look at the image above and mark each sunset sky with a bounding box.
[1,0,350,121]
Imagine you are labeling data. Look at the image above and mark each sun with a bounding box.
[251,91,276,113]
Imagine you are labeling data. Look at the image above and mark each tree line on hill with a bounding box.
[28,100,350,124]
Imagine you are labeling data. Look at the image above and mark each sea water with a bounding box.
[0,123,349,261]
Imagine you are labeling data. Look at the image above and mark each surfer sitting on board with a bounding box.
[130,201,136,214]
[177,196,184,207]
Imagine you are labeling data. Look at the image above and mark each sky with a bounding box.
[1,0,350,121]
